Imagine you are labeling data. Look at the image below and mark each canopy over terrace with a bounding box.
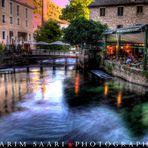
[103,24,148,71]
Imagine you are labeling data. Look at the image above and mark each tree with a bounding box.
[34,20,63,43]
[60,0,92,21]
[33,0,42,14]
[64,18,107,46]
[33,0,62,21]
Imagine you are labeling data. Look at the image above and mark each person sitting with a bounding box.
[126,57,132,64]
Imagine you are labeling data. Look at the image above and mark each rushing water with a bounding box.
[0,63,148,144]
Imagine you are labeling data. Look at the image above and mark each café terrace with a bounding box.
[103,24,148,71]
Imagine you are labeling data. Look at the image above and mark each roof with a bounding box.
[12,0,34,9]
[89,0,148,8]
[104,24,148,35]
[116,24,148,34]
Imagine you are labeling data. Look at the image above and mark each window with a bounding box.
[29,34,31,40]
[10,17,13,24]
[117,25,123,28]
[17,5,20,16]
[26,8,28,18]
[2,31,5,39]
[137,6,143,14]
[26,20,28,27]
[17,18,20,25]
[118,7,124,16]
[2,15,6,23]
[100,8,105,16]
[10,2,13,15]
[2,0,5,7]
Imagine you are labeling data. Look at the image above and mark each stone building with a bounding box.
[0,0,34,44]
[89,0,148,29]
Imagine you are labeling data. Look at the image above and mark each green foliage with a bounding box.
[64,18,107,45]
[33,0,42,14]
[34,20,63,43]
[38,45,70,52]
[0,43,4,53]
[48,45,70,52]
[60,0,92,21]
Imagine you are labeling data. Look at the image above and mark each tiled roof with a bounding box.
[89,0,148,7]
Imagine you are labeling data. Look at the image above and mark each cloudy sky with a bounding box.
[52,0,69,8]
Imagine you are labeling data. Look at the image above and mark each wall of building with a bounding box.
[90,5,148,29]
[0,0,34,44]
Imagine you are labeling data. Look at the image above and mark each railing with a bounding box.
[31,49,79,57]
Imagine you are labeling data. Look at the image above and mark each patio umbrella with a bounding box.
[49,41,70,46]
[24,41,37,45]
[36,41,49,45]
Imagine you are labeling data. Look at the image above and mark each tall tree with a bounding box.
[64,18,107,45]
[33,0,62,21]
[34,20,63,43]
[33,0,42,14]
[61,0,92,22]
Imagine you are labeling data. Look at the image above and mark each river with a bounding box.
[0,61,148,145]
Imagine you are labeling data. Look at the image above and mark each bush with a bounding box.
[0,43,5,53]
[37,45,70,52]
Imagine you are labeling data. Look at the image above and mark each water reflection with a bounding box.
[0,68,148,143]
[117,91,122,109]
[104,82,109,97]
[74,73,80,96]
[0,73,29,115]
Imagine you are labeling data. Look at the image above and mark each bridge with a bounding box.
[3,51,78,61]
[0,51,79,74]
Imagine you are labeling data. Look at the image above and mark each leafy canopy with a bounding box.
[61,0,92,21]
[33,0,42,14]
[34,20,63,43]
[64,18,107,45]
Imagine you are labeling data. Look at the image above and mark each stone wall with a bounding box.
[104,60,148,87]
[90,5,148,29]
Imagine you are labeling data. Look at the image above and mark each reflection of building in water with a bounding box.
[113,77,148,95]
[104,82,109,96]
[0,73,30,115]
[74,73,80,96]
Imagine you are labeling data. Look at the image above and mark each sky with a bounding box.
[51,0,69,8]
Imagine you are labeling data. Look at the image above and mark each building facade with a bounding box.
[0,0,34,44]
[33,0,62,31]
[89,0,148,29]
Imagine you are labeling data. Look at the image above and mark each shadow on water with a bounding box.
[64,72,148,141]
[0,65,148,143]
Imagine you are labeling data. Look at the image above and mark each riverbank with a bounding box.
[103,60,148,87]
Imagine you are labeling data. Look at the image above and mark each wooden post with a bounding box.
[13,67,16,73]
[104,35,107,52]
[27,66,30,73]
[53,59,56,71]
[117,34,121,59]
[65,58,68,71]
[40,61,43,73]
[143,29,148,71]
